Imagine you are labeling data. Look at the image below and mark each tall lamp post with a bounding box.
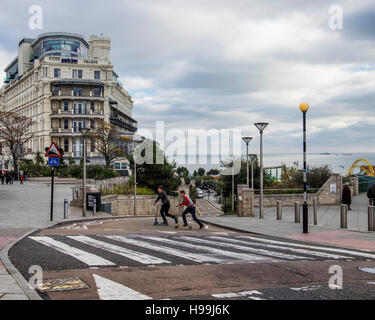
[249,154,257,189]
[299,103,310,234]
[79,127,91,217]
[242,137,253,188]
[254,123,269,219]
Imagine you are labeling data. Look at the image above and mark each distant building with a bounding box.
[0,32,138,168]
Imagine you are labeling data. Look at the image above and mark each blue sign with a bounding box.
[48,158,60,167]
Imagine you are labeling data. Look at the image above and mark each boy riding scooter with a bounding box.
[155,186,179,227]
[177,190,206,230]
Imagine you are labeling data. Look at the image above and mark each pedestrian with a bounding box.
[0,171,4,185]
[155,186,178,226]
[20,174,24,185]
[10,171,14,184]
[367,184,375,206]
[5,171,10,185]
[342,182,352,210]
[177,190,205,229]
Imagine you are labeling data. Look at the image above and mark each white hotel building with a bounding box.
[0,32,137,167]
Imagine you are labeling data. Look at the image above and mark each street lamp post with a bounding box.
[299,103,310,234]
[242,137,253,189]
[79,128,91,217]
[134,160,137,216]
[249,154,257,190]
[254,123,269,219]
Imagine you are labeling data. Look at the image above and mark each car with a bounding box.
[197,190,204,198]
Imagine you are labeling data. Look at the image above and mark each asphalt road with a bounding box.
[8,217,375,300]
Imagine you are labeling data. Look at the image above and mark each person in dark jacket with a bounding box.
[155,186,178,226]
[367,184,375,206]
[342,182,352,210]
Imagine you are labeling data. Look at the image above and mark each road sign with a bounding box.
[45,141,62,158]
[48,157,60,167]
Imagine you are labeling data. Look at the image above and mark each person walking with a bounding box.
[0,171,4,185]
[155,186,178,226]
[367,184,375,206]
[20,174,24,185]
[178,190,205,229]
[342,182,352,210]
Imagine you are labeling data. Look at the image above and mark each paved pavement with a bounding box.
[8,217,375,300]
[198,197,375,252]
[0,181,106,300]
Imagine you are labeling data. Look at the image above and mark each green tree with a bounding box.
[128,140,181,195]
[34,152,44,166]
[177,166,189,178]
[197,168,206,177]
[207,168,220,176]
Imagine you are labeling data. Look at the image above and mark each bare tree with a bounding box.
[0,111,34,173]
[90,119,124,167]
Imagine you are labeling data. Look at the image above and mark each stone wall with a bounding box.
[102,195,181,216]
[237,174,342,216]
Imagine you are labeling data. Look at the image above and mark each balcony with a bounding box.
[110,117,137,132]
[51,128,83,137]
[51,109,105,118]
[50,93,105,102]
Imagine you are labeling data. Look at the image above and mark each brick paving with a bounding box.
[199,198,375,252]
[286,231,375,252]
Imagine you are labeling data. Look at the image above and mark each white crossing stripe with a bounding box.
[105,235,223,263]
[212,290,263,299]
[210,236,350,260]
[180,236,309,260]
[237,236,375,260]
[93,274,152,300]
[29,236,115,266]
[137,235,273,262]
[68,236,170,265]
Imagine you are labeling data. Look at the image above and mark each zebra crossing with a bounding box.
[28,234,375,269]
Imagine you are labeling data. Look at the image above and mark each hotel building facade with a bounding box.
[0,32,137,168]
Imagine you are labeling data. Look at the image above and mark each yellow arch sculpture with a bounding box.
[346,158,375,177]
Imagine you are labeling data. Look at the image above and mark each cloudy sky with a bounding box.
[1,0,375,158]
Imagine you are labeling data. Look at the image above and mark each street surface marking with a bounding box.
[210,236,350,260]
[238,236,375,260]
[212,290,264,299]
[290,285,321,292]
[68,236,170,265]
[180,236,308,260]
[138,235,273,262]
[105,235,222,263]
[359,267,375,274]
[29,237,115,266]
[93,274,151,300]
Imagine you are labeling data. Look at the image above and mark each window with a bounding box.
[94,71,100,80]
[91,139,95,153]
[93,87,101,97]
[42,67,48,77]
[91,120,95,129]
[72,69,83,79]
[91,102,95,112]
[52,86,60,96]
[59,119,62,129]
[54,69,61,78]
[73,87,82,96]
[73,102,87,114]
[64,138,69,152]
[64,119,69,130]
[64,101,69,111]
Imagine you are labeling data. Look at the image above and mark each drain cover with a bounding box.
[37,277,89,292]
[359,267,375,274]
